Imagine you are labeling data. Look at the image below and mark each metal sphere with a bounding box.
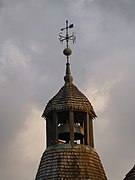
[63,48,72,56]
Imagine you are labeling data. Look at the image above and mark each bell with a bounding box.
[58,124,84,143]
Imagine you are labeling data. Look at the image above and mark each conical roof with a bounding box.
[35,144,107,180]
[42,82,97,118]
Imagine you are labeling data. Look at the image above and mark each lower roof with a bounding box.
[35,144,107,180]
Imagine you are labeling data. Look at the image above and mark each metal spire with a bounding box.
[59,20,76,84]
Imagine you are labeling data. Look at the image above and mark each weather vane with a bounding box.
[59,20,76,63]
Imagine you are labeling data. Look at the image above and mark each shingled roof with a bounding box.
[124,165,135,180]
[35,144,107,180]
[42,82,97,118]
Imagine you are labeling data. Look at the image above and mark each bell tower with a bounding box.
[35,21,107,180]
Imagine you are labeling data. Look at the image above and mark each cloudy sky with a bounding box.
[0,0,135,179]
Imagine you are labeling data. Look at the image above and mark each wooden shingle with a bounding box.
[42,82,97,118]
[35,144,107,180]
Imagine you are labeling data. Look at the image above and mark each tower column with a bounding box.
[69,110,74,145]
[84,113,94,147]
[53,111,58,145]
[84,113,90,145]
[90,117,94,148]
[46,117,52,147]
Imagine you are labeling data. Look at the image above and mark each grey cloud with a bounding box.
[0,1,135,180]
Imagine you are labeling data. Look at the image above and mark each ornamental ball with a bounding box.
[63,48,72,56]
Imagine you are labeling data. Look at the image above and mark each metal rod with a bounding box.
[66,20,69,48]
[66,20,69,63]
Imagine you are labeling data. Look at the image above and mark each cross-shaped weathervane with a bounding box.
[59,20,76,63]
[59,20,76,48]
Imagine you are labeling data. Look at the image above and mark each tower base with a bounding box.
[35,144,107,180]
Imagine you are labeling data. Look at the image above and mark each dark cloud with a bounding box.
[0,0,135,180]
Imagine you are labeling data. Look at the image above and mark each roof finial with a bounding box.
[59,20,76,84]
[59,20,76,63]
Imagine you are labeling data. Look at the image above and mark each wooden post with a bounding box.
[53,112,58,145]
[84,113,90,145]
[87,113,90,145]
[90,117,94,148]
[46,117,52,147]
[80,136,84,144]
[84,113,87,145]
[69,110,74,145]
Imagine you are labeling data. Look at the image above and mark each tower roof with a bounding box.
[42,21,97,118]
[42,81,97,118]
[35,144,107,180]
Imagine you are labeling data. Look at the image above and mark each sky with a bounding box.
[0,0,135,179]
